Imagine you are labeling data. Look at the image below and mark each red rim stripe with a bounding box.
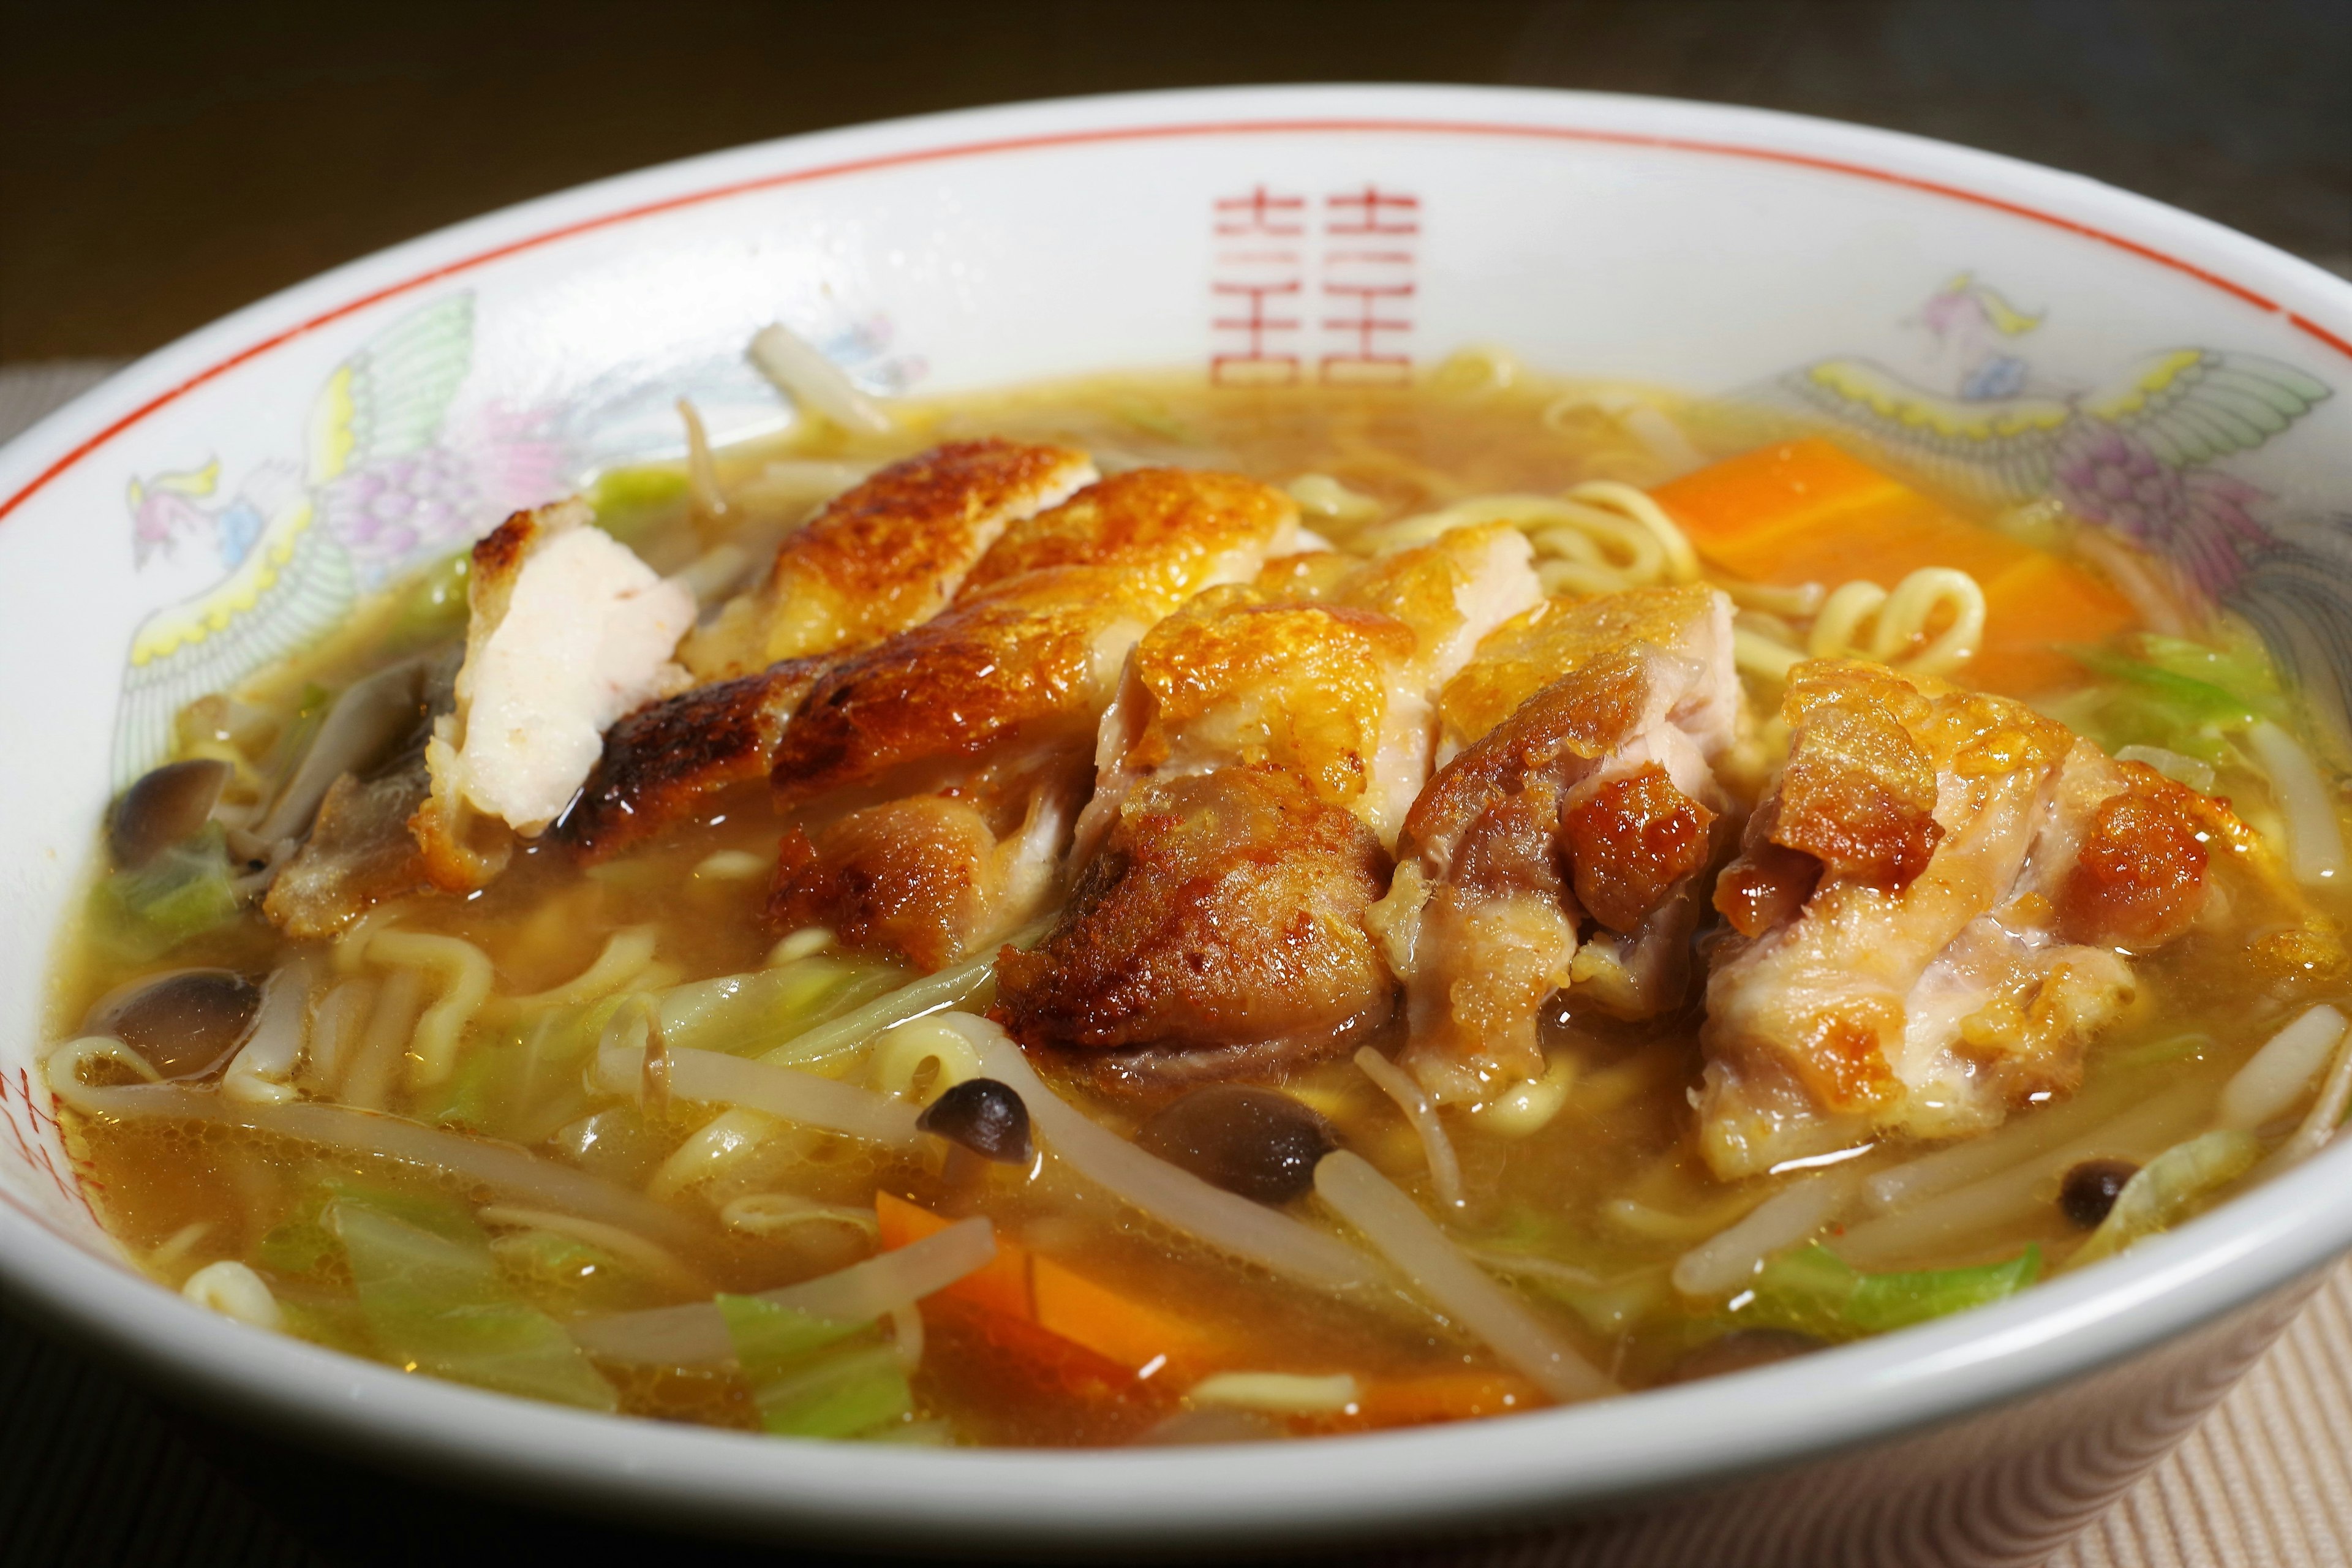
[4,113,2345,529]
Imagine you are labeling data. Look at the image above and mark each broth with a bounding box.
[47,360,2352,1445]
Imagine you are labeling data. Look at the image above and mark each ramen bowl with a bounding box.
[2,85,2350,1566]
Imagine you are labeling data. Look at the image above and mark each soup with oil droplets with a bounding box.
[48,350,2352,1446]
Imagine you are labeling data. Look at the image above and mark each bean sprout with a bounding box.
[1354,1047,1464,1210]
[767,926,835,966]
[2220,1005,2349,1131]
[2256,1015,2352,1179]
[2246,720,2348,887]
[477,1204,706,1295]
[222,961,315,1106]
[1469,1051,1577,1139]
[572,1217,993,1366]
[678,397,725,518]
[690,851,769,883]
[964,1021,1382,1295]
[748,323,894,435]
[720,1193,881,1243]
[1188,1372,1360,1413]
[1672,1170,1859,1298]
[181,1261,284,1331]
[1314,1152,1614,1402]
[645,1107,782,1202]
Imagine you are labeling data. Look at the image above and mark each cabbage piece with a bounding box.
[2069,1129,2262,1270]
[1741,1245,2041,1342]
[654,956,905,1058]
[715,1293,913,1439]
[331,1198,619,1412]
[2128,632,2287,718]
[88,821,241,962]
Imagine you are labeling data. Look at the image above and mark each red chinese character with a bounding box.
[1324,185,1420,236]
[1319,282,1414,386]
[1215,184,1306,236]
[1212,280,1304,386]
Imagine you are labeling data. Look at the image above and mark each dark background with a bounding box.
[1,1,2348,1563]
[2,0,2348,368]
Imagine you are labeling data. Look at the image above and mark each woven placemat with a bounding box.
[3,363,2348,1567]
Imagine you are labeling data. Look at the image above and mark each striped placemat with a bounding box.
[3,363,2348,1567]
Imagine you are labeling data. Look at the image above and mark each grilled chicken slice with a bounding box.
[1696,658,2253,1178]
[560,660,822,858]
[681,438,1096,679]
[763,470,1303,970]
[561,441,1099,855]
[1007,524,1539,1088]
[768,761,1082,973]
[958,466,1298,601]
[412,501,694,890]
[996,766,1395,1093]
[1370,584,1740,1101]
[1074,586,1421,858]
[1077,522,1542,857]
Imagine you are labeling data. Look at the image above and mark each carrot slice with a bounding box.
[876,1189,1033,1319]
[876,1191,1230,1374]
[1649,438,2135,693]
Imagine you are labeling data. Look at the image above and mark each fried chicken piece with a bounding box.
[409,500,693,890]
[1077,523,1542,857]
[681,439,1096,679]
[765,469,1303,969]
[1370,585,1739,1101]
[767,762,1082,971]
[1002,526,1536,1089]
[1695,659,2253,1178]
[1074,587,1421,857]
[959,467,1299,602]
[995,767,1395,1091]
[558,442,1107,855]
[1334,523,1544,709]
[1435,583,1738,760]
[560,660,821,858]
[767,565,1178,809]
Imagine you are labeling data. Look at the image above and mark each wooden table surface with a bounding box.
[2,4,2348,1562]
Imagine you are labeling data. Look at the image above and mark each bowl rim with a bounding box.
[3,81,2351,1553]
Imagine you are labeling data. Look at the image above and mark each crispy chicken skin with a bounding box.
[958,467,1299,602]
[1696,658,2252,1178]
[1075,587,1419,856]
[1077,523,1541,857]
[768,565,1178,809]
[560,660,821,858]
[763,469,1302,969]
[682,439,1096,679]
[1370,584,1740,1101]
[995,766,1395,1090]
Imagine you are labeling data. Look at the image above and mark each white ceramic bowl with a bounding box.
[3,85,2350,1565]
